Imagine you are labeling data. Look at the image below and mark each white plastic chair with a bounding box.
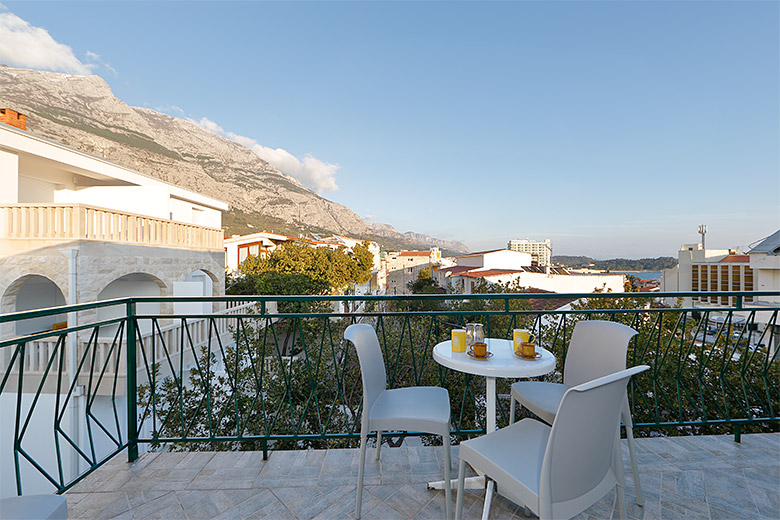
[456,365,650,520]
[345,323,452,520]
[509,320,644,506]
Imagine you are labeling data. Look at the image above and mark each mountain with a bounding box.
[0,65,469,254]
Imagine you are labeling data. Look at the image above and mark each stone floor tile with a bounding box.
[65,491,125,518]
[383,483,436,517]
[60,434,780,520]
[361,500,407,520]
[271,484,353,519]
[175,490,234,518]
[660,471,708,507]
[129,491,184,519]
[211,489,288,520]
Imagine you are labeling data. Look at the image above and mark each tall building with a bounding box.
[507,238,552,266]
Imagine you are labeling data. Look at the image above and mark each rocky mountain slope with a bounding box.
[0,65,468,254]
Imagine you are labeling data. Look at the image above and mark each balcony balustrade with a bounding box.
[1,291,778,516]
[0,203,224,251]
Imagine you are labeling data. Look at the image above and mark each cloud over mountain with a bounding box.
[194,117,339,194]
[0,11,93,74]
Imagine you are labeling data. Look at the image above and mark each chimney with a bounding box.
[0,108,27,130]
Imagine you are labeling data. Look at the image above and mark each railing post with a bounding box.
[126,300,139,462]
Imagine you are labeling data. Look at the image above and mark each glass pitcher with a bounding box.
[465,323,484,347]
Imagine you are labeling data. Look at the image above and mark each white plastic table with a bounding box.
[431,338,556,519]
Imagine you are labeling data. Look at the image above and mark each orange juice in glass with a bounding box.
[451,329,467,353]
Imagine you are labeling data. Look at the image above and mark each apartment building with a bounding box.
[661,243,755,308]
[507,238,552,266]
[0,117,229,336]
[383,248,442,295]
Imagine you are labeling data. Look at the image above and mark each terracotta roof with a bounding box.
[521,288,581,311]
[400,251,431,256]
[720,255,750,263]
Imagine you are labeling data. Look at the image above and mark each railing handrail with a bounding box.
[2,291,778,323]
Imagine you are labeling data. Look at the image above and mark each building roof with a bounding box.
[459,269,525,278]
[521,288,581,311]
[1,123,228,211]
[456,249,509,258]
[719,255,750,263]
[400,251,431,257]
[437,265,475,276]
[749,229,780,255]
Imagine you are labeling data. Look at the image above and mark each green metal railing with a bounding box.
[1,291,778,496]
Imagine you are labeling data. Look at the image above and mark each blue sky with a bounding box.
[1,1,778,258]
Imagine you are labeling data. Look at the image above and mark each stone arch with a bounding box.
[96,273,166,338]
[2,275,67,335]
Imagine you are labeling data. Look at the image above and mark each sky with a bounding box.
[0,1,778,258]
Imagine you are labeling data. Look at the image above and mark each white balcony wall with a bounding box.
[0,149,19,203]
[54,186,170,221]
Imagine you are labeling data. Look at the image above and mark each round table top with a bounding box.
[433,339,556,378]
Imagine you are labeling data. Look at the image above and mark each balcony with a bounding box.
[0,203,224,251]
[1,292,778,518]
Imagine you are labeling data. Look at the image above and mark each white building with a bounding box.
[384,248,442,295]
[507,238,553,266]
[0,120,228,326]
[749,230,780,307]
[224,231,295,272]
[660,242,755,308]
[0,117,230,499]
[436,249,625,294]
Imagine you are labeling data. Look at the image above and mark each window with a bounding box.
[744,268,754,302]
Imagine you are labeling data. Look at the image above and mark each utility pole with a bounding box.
[698,225,707,249]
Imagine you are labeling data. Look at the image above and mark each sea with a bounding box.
[613,271,663,280]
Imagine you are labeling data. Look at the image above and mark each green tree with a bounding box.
[237,242,372,294]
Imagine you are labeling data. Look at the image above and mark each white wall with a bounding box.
[456,271,625,294]
[169,198,221,228]
[456,250,532,270]
[483,250,532,270]
[0,148,19,203]
[54,186,170,220]
[174,271,213,314]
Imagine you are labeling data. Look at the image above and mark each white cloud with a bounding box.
[84,50,116,75]
[193,117,339,194]
[0,11,92,74]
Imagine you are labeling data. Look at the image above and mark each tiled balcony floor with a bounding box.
[65,433,779,519]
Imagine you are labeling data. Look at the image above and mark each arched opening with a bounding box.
[173,270,214,315]
[7,276,67,336]
[97,274,164,338]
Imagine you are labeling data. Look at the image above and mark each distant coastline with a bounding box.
[614,271,663,280]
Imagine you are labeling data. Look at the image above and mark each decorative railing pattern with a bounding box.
[0,204,223,250]
[0,292,777,497]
